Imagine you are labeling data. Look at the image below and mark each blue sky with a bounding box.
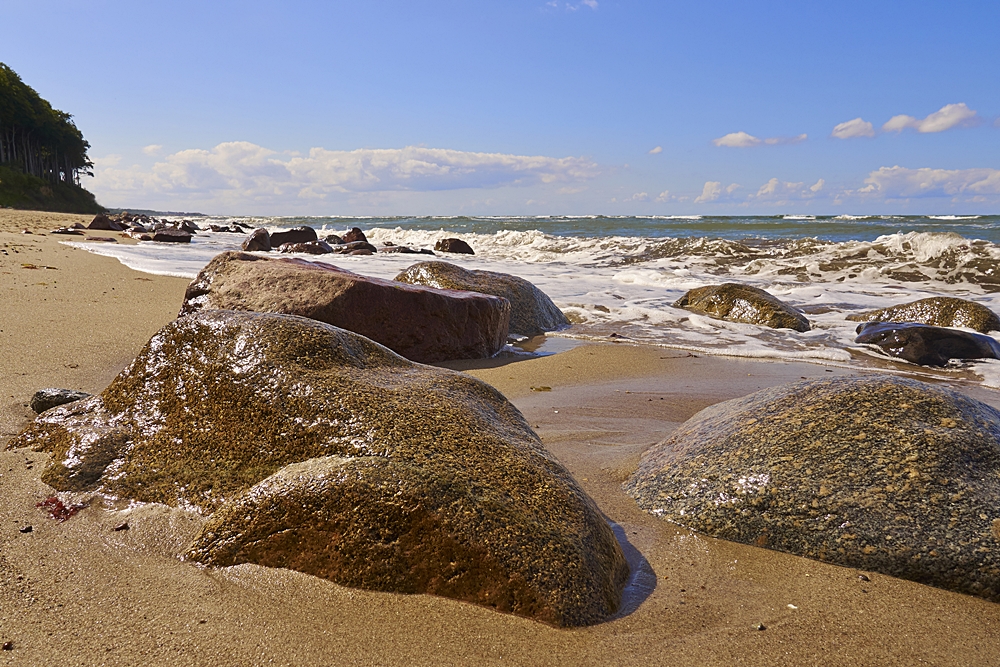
[3,0,999,215]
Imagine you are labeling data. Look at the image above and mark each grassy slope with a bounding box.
[0,165,103,214]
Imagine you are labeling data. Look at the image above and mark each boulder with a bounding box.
[395,261,569,337]
[180,251,510,363]
[624,375,1000,603]
[151,228,192,243]
[270,226,317,247]
[855,322,1000,366]
[342,227,368,244]
[324,234,345,245]
[88,214,125,232]
[278,240,335,255]
[435,238,475,255]
[29,388,91,414]
[378,245,435,256]
[335,241,378,254]
[179,219,200,234]
[847,297,1000,333]
[673,283,810,332]
[12,310,627,626]
[242,228,272,252]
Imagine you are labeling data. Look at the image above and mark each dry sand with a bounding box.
[1,208,999,665]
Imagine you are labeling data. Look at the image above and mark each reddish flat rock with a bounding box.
[180,251,510,362]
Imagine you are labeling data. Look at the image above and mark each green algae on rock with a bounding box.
[394,261,569,337]
[11,310,627,626]
[624,375,1000,602]
[673,283,810,332]
[846,297,1000,333]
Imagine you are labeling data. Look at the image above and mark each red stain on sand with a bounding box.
[36,497,87,522]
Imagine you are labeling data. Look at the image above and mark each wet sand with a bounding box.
[2,209,999,665]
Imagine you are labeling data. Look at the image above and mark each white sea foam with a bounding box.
[63,217,1000,386]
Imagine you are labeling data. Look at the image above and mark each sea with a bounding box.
[66,214,1000,388]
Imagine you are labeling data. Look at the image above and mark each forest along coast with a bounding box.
[2,208,1000,665]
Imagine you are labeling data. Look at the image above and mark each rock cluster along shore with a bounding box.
[625,375,1000,602]
[180,251,511,363]
[13,310,628,626]
[239,226,476,258]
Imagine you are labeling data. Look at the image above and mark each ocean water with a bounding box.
[67,214,1000,388]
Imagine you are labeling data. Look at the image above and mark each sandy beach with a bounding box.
[2,209,1000,666]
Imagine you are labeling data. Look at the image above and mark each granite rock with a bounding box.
[29,388,92,414]
[434,238,475,255]
[151,228,192,243]
[624,375,1000,602]
[395,261,569,337]
[270,226,317,247]
[179,251,510,363]
[673,283,810,332]
[855,322,1000,366]
[847,297,1000,333]
[12,310,627,626]
[242,228,272,252]
[87,214,125,232]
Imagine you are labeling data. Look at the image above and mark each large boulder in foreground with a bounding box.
[624,375,1000,602]
[673,283,810,332]
[847,297,1000,333]
[11,310,627,626]
[394,261,569,337]
[855,322,1000,366]
[180,251,510,363]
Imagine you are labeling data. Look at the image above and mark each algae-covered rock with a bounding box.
[624,375,1000,602]
[180,251,510,363]
[673,283,810,332]
[12,310,626,626]
[394,261,569,337]
[855,321,1000,366]
[847,297,1000,333]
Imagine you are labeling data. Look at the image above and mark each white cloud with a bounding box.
[860,166,1000,198]
[627,192,650,202]
[92,154,122,167]
[648,146,663,155]
[581,0,598,7]
[655,190,670,202]
[750,178,825,202]
[712,132,807,148]
[882,103,977,134]
[142,144,164,156]
[831,118,875,139]
[694,181,740,203]
[91,142,600,203]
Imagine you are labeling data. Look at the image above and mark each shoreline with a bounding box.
[2,209,1000,665]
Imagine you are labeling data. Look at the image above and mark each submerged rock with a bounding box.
[29,388,91,414]
[395,261,569,337]
[847,297,1000,333]
[673,283,810,332]
[180,251,509,363]
[855,321,1000,366]
[624,375,1000,602]
[12,310,627,626]
[434,238,475,255]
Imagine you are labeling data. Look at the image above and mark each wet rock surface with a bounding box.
[847,297,1000,333]
[180,251,510,362]
[241,227,271,252]
[855,322,1000,366]
[434,238,475,255]
[12,310,627,625]
[269,226,317,247]
[624,375,1000,602]
[673,283,810,332]
[151,228,192,243]
[394,261,569,337]
[29,388,92,414]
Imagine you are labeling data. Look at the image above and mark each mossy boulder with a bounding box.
[847,297,1000,333]
[624,375,1000,602]
[394,261,569,337]
[673,283,810,332]
[180,251,510,363]
[12,310,627,626]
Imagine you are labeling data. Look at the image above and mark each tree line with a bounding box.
[0,62,92,186]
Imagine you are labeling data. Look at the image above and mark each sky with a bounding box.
[3,0,999,216]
